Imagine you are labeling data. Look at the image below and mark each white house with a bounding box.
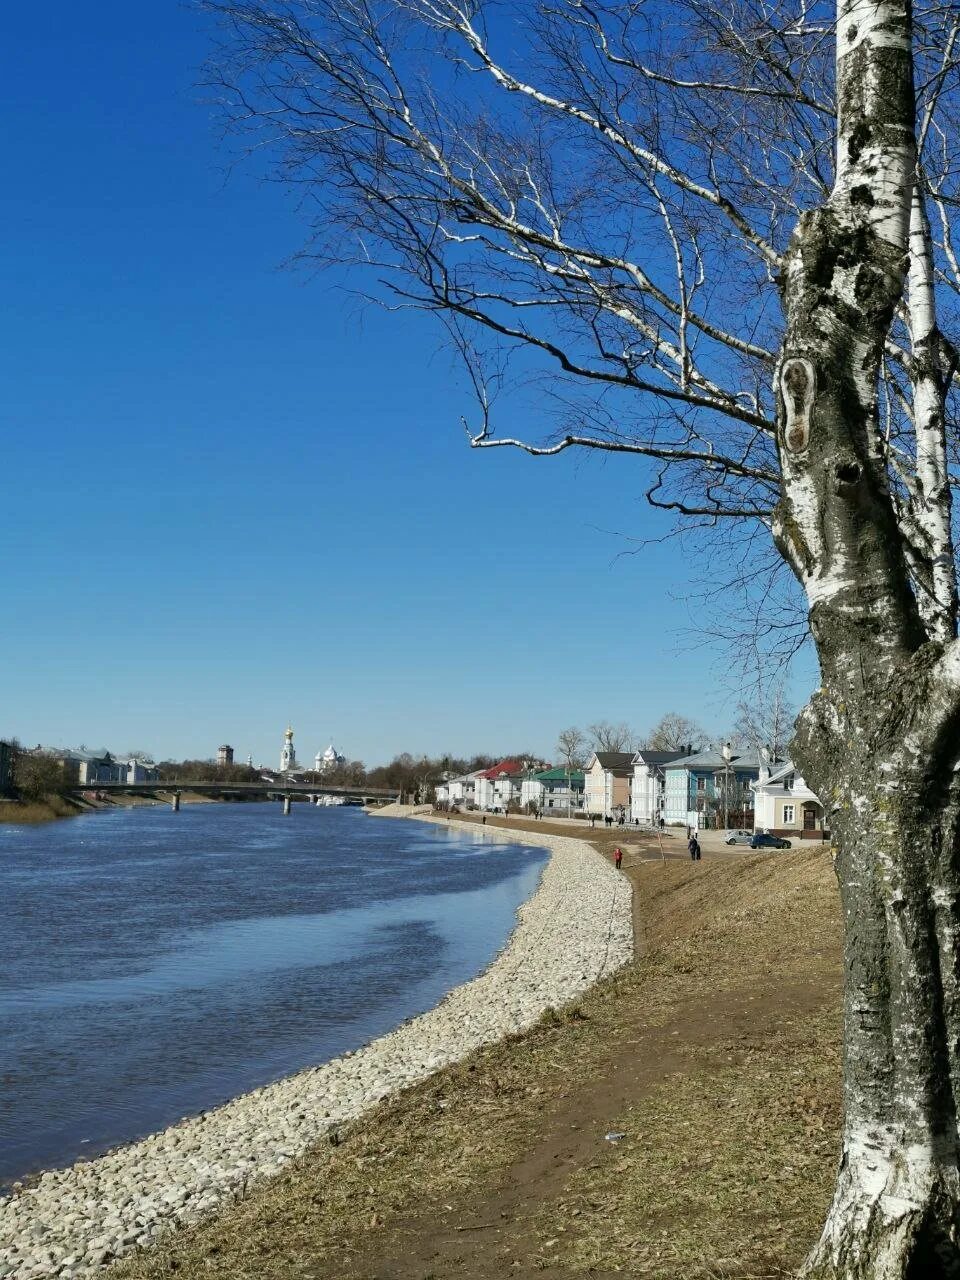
[751,760,827,839]
[475,760,526,811]
[630,749,688,824]
[436,768,485,808]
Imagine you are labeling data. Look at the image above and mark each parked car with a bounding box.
[724,829,754,845]
[750,832,792,849]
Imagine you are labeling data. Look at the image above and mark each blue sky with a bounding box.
[0,2,816,766]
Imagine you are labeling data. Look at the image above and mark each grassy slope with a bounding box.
[0,795,85,824]
[110,845,842,1280]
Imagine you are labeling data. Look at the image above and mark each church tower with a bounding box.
[280,725,297,773]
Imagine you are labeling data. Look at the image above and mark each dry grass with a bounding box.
[533,1008,841,1278]
[0,795,84,824]
[109,847,842,1280]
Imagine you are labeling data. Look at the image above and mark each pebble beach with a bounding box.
[0,813,632,1280]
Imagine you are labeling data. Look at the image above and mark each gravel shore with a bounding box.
[0,815,632,1280]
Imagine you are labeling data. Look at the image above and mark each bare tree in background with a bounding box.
[733,685,796,761]
[555,726,587,770]
[587,720,634,753]
[204,0,960,1272]
[643,712,709,753]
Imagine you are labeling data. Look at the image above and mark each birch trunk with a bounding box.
[793,697,960,1277]
[771,0,960,1273]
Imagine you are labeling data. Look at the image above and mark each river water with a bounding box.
[0,804,547,1185]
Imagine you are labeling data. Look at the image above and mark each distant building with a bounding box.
[583,752,634,819]
[520,767,585,814]
[630,748,690,825]
[217,745,234,767]
[663,747,763,829]
[475,760,527,811]
[435,768,485,808]
[124,757,160,784]
[315,743,345,773]
[43,748,159,786]
[0,740,12,794]
[280,726,297,773]
[752,760,827,839]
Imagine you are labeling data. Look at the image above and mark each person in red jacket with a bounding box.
[614,847,623,870]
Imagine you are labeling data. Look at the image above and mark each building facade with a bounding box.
[520,767,585,814]
[56,750,161,785]
[217,745,234,767]
[663,748,763,828]
[435,769,484,808]
[475,760,526,811]
[751,761,827,838]
[0,740,12,794]
[583,752,634,818]
[629,749,688,824]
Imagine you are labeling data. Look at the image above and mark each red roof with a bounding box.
[479,759,525,779]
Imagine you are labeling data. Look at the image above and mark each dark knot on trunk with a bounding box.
[780,357,816,453]
[835,459,862,494]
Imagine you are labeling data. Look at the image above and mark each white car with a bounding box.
[724,829,754,845]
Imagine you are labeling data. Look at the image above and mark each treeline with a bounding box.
[319,750,544,794]
[156,759,261,784]
[6,743,77,802]
[154,752,532,793]
[322,752,530,793]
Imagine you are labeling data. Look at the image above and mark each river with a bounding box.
[0,803,547,1186]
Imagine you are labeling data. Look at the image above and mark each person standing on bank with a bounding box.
[688,834,701,861]
[614,847,623,870]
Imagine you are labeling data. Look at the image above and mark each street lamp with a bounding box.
[722,741,733,831]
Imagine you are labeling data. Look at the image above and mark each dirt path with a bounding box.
[113,840,842,1280]
[347,973,830,1280]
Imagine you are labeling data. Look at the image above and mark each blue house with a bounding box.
[662,747,764,828]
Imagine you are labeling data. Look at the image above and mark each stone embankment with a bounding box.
[0,820,632,1279]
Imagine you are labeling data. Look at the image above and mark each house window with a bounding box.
[696,777,705,792]
[783,804,795,824]
[783,774,794,792]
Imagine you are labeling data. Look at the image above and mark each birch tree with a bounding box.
[204,0,960,1273]
[734,684,796,759]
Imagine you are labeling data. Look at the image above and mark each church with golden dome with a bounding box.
[279,726,345,775]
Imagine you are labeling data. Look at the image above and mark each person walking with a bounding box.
[688,834,701,861]
[614,847,623,870]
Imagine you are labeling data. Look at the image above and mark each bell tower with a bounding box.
[280,725,296,773]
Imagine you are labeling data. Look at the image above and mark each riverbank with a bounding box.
[0,791,224,826]
[106,833,842,1280]
[0,796,85,825]
[0,818,630,1279]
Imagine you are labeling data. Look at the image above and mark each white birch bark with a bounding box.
[907,187,958,643]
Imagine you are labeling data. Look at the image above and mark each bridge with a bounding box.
[68,780,401,812]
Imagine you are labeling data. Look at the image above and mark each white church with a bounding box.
[279,726,345,776]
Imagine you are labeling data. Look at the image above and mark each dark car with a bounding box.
[750,832,792,850]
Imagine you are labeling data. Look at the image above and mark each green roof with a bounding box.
[530,767,585,783]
